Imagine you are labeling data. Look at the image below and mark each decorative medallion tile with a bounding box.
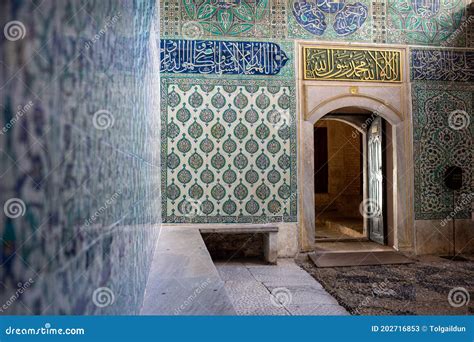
[161,77,297,223]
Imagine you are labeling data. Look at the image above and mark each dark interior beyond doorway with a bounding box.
[314,119,364,240]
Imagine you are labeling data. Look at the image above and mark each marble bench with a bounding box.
[199,225,279,264]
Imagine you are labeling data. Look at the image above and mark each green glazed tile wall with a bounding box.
[0,0,161,314]
[160,1,474,223]
[412,82,473,220]
[161,0,472,46]
[161,77,297,223]
[388,0,466,45]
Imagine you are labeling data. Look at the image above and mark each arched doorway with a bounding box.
[298,88,414,254]
[313,108,395,247]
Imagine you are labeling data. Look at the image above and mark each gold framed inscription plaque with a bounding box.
[303,46,402,83]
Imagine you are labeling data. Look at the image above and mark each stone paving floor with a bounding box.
[297,254,474,315]
[215,259,349,315]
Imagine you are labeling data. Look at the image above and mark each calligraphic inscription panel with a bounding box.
[411,49,474,82]
[160,39,289,76]
[161,78,297,223]
[304,47,402,82]
[289,0,371,40]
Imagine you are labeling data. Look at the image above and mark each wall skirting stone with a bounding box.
[415,219,474,255]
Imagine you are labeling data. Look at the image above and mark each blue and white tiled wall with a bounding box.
[0,0,161,314]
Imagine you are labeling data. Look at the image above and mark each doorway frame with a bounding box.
[296,41,415,254]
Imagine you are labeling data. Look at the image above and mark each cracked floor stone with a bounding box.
[215,259,349,316]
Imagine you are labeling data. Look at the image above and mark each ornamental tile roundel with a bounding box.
[223,135,238,154]
[211,149,226,169]
[200,106,214,124]
[162,78,297,223]
[245,107,259,124]
[211,90,227,109]
[200,134,215,153]
[245,136,259,154]
[223,107,237,124]
[177,135,192,153]
[211,182,226,200]
[178,166,193,184]
[167,119,180,139]
[177,105,191,123]
[200,166,215,184]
